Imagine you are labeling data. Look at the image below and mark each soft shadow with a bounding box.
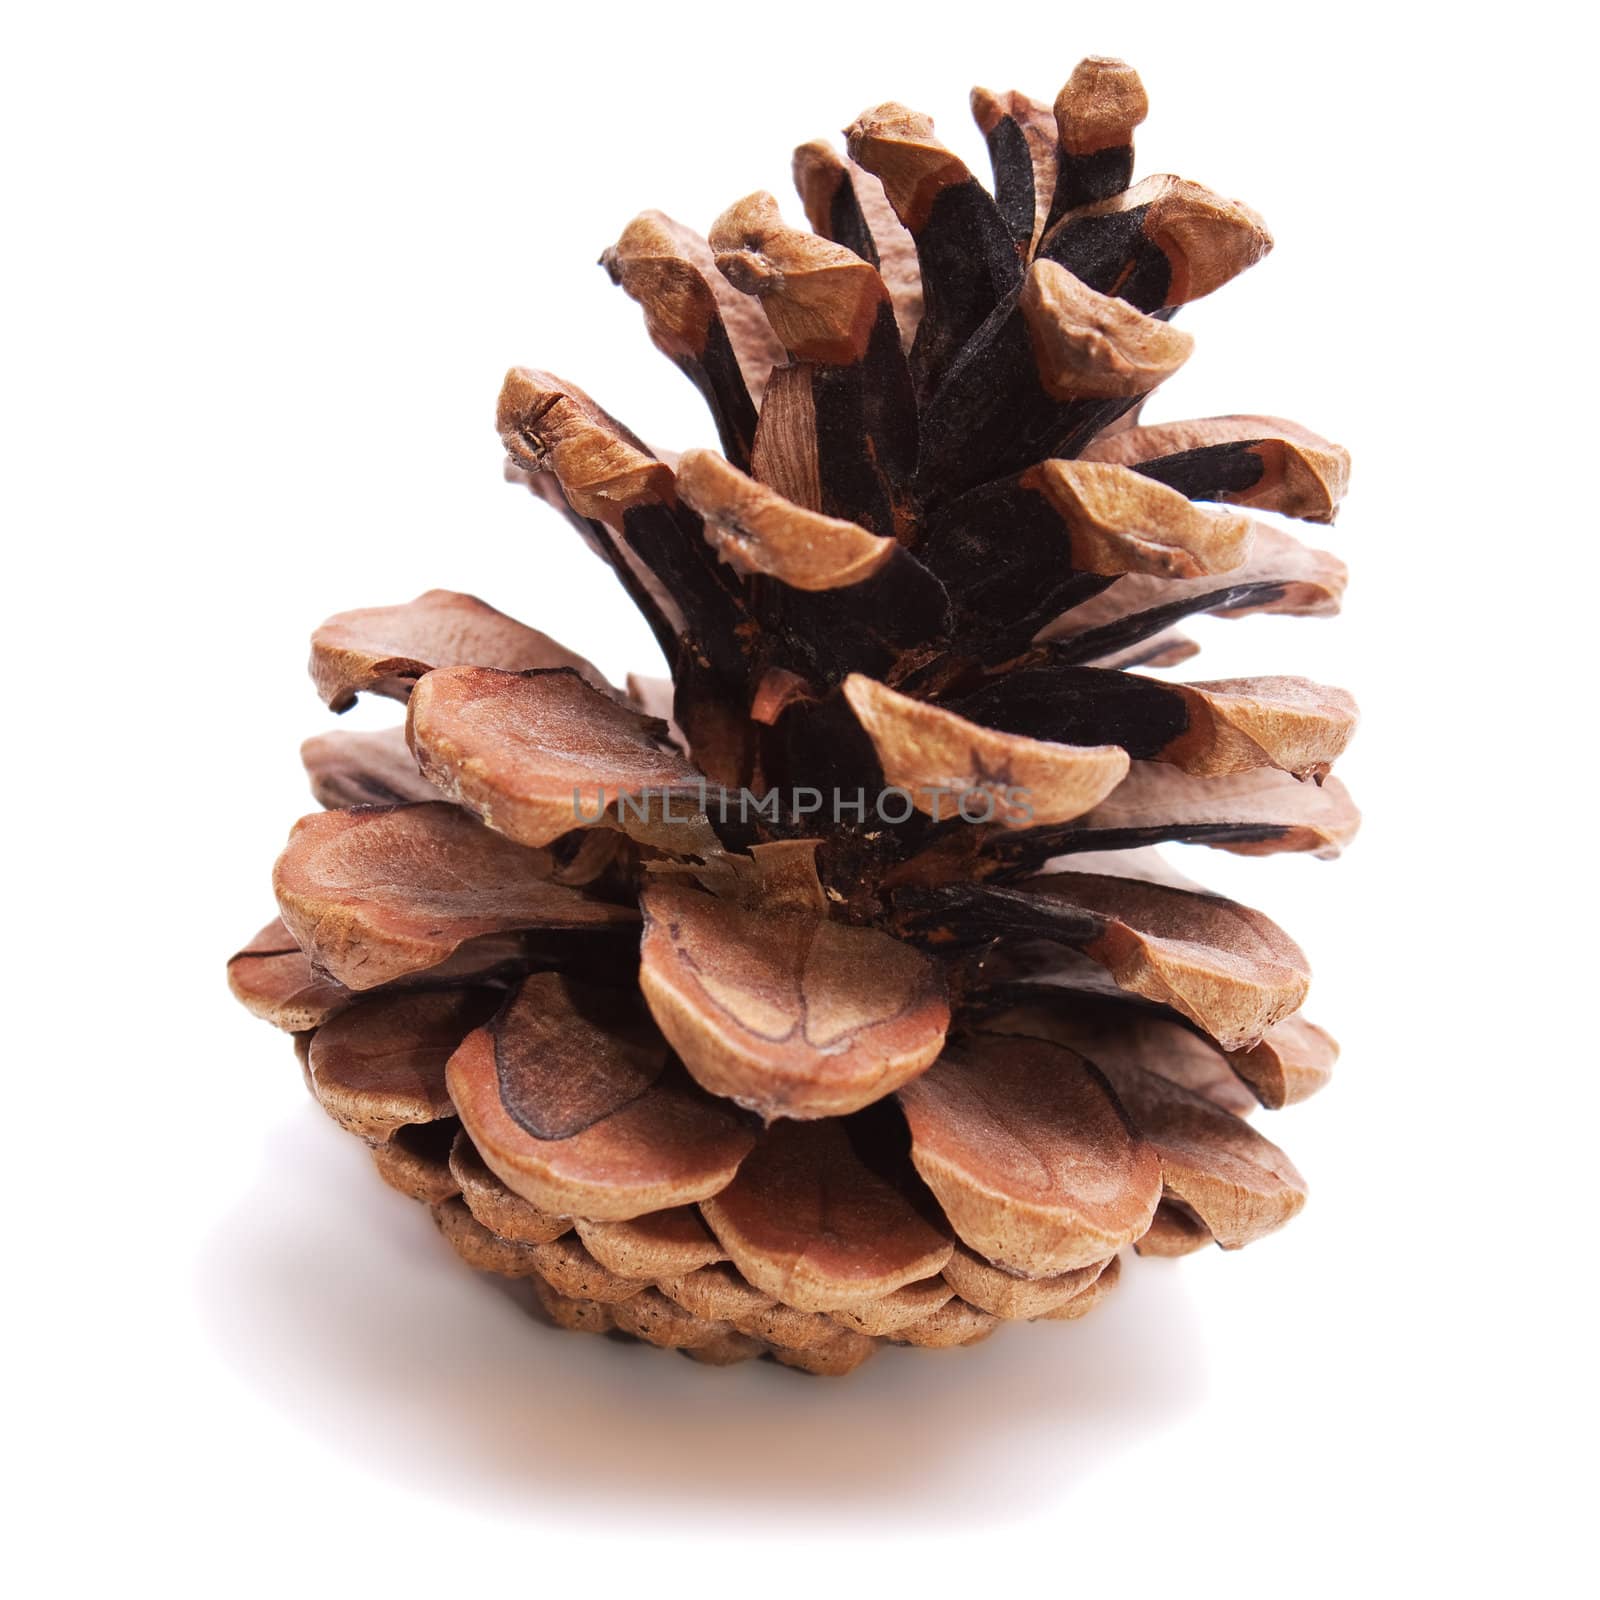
[195,1111,1208,1526]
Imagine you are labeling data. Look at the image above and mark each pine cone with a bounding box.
[229,57,1356,1376]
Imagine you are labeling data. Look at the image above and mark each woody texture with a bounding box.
[230,57,1356,1376]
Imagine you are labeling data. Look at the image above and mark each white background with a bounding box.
[6,3,1592,1594]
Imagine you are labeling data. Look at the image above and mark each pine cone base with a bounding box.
[400,1124,1124,1374]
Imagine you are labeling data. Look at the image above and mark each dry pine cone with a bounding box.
[230,57,1356,1377]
